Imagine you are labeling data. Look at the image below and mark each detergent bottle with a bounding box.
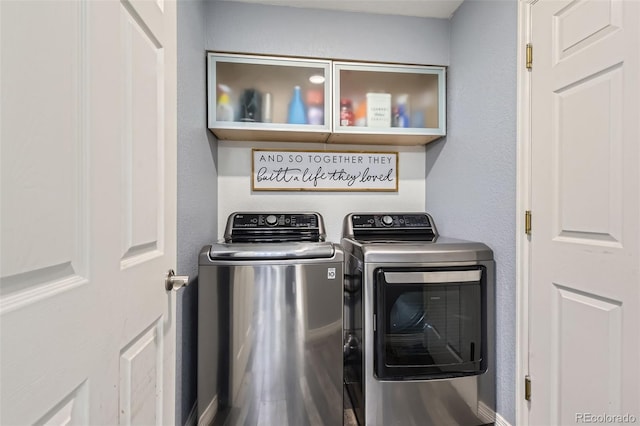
[216,84,234,121]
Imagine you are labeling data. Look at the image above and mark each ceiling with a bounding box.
[219,0,464,19]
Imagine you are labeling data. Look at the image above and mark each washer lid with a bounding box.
[208,241,336,260]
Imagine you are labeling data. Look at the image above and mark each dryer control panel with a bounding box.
[344,213,438,242]
[351,214,433,229]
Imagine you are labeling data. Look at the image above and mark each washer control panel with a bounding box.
[351,213,433,229]
[225,212,325,243]
[232,213,319,228]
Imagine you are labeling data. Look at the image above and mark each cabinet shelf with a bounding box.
[207,52,446,146]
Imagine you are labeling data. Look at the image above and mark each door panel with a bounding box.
[529,0,639,424]
[554,64,623,244]
[120,0,164,266]
[553,0,621,61]
[1,0,89,311]
[550,285,622,425]
[119,320,164,425]
[0,0,177,424]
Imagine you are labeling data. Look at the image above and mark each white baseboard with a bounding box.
[495,411,513,426]
[477,401,495,424]
[478,401,513,426]
[184,402,197,426]
[197,395,218,426]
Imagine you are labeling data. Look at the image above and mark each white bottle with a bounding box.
[216,86,234,121]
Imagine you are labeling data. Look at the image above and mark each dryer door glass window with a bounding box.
[374,266,485,380]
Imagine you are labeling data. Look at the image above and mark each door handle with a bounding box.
[165,269,189,291]
[383,270,482,284]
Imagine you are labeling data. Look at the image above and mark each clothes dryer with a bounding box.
[342,212,495,426]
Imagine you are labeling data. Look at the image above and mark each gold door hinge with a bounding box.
[526,43,533,71]
[525,210,532,236]
[525,375,532,401]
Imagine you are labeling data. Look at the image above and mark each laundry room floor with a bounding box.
[343,390,357,426]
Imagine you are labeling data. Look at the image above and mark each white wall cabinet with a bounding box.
[207,53,332,143]
[330,62,446,145]
[207,52,446,146]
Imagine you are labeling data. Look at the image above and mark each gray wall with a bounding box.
[206,1,450,65]
[177,0,219,424]
[426,0,517,423]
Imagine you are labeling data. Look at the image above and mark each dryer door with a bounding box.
[373,266,486,380]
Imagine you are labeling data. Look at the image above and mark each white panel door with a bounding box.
[529,0,639,424]
[0,0,177,424]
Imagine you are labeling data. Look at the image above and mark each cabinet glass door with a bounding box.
[208,53,331,142]
[331,62,446,145]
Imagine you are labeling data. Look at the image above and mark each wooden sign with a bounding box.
[252,149,398,191]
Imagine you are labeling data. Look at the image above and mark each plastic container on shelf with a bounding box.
[262,92,273,123]
[339,99,354,126]
[239,89,262,122]
[288,86,307,124]
[216,84,234,122]
[366,93,391,128]
[393,94,410,128]
[306,89,324,125]
[354,101,367,126]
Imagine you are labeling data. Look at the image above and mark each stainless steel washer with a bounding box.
[198,212,344,426]
[342,213,495,426]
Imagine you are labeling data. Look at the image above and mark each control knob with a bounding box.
[265,214,278,226]
[381,215,394,226]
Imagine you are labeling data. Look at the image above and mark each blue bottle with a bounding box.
[397,104,410,128]
[396,94,410,128]
[287,86,307,124]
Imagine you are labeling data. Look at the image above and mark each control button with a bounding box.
[381,215,394,226]
[265,215,278,226]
